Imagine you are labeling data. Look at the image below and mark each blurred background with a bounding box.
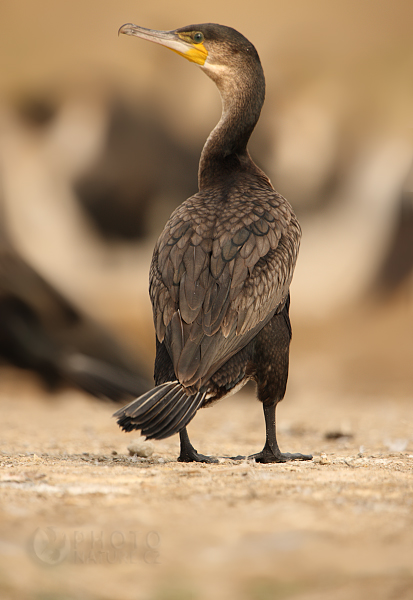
[1,0,413,395]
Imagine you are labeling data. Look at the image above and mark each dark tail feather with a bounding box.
[113,381,205,440]
[141,390,193,438]
[153,391,205,440]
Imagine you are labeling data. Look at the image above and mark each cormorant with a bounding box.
[114,23,312,463]
[0,193,150,400]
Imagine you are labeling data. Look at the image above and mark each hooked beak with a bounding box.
[118,23,208,66]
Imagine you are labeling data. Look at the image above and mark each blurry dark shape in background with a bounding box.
[0,187,150,401]
[373,164,413,297]
[14,93,58,128]
[73,98,199,241]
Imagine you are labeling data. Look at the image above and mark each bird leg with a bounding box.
[249,403,313,463]
[178,427,219,463]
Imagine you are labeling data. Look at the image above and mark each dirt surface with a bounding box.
[0,302,413,600]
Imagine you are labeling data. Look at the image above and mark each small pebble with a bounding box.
[313,453,331,465]
[127,441,154,458]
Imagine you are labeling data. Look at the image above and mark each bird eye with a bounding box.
[193,32,204,44]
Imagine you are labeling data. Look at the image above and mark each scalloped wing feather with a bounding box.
[150,181,301,389]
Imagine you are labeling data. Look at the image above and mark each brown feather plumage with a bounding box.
[150,175,301,389]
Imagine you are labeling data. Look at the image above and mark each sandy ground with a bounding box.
[0,301,413,600]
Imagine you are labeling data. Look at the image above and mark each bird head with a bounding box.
[118,22,260,82]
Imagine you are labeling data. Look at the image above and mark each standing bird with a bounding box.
[115,23,312,463]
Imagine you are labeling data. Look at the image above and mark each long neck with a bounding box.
[198,60,266,190]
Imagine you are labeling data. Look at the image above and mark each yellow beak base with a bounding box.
[175,42,208,66]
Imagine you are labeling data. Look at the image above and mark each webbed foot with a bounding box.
[178,449,218,463]
[178,427,219,463]
[249,449,313,464]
